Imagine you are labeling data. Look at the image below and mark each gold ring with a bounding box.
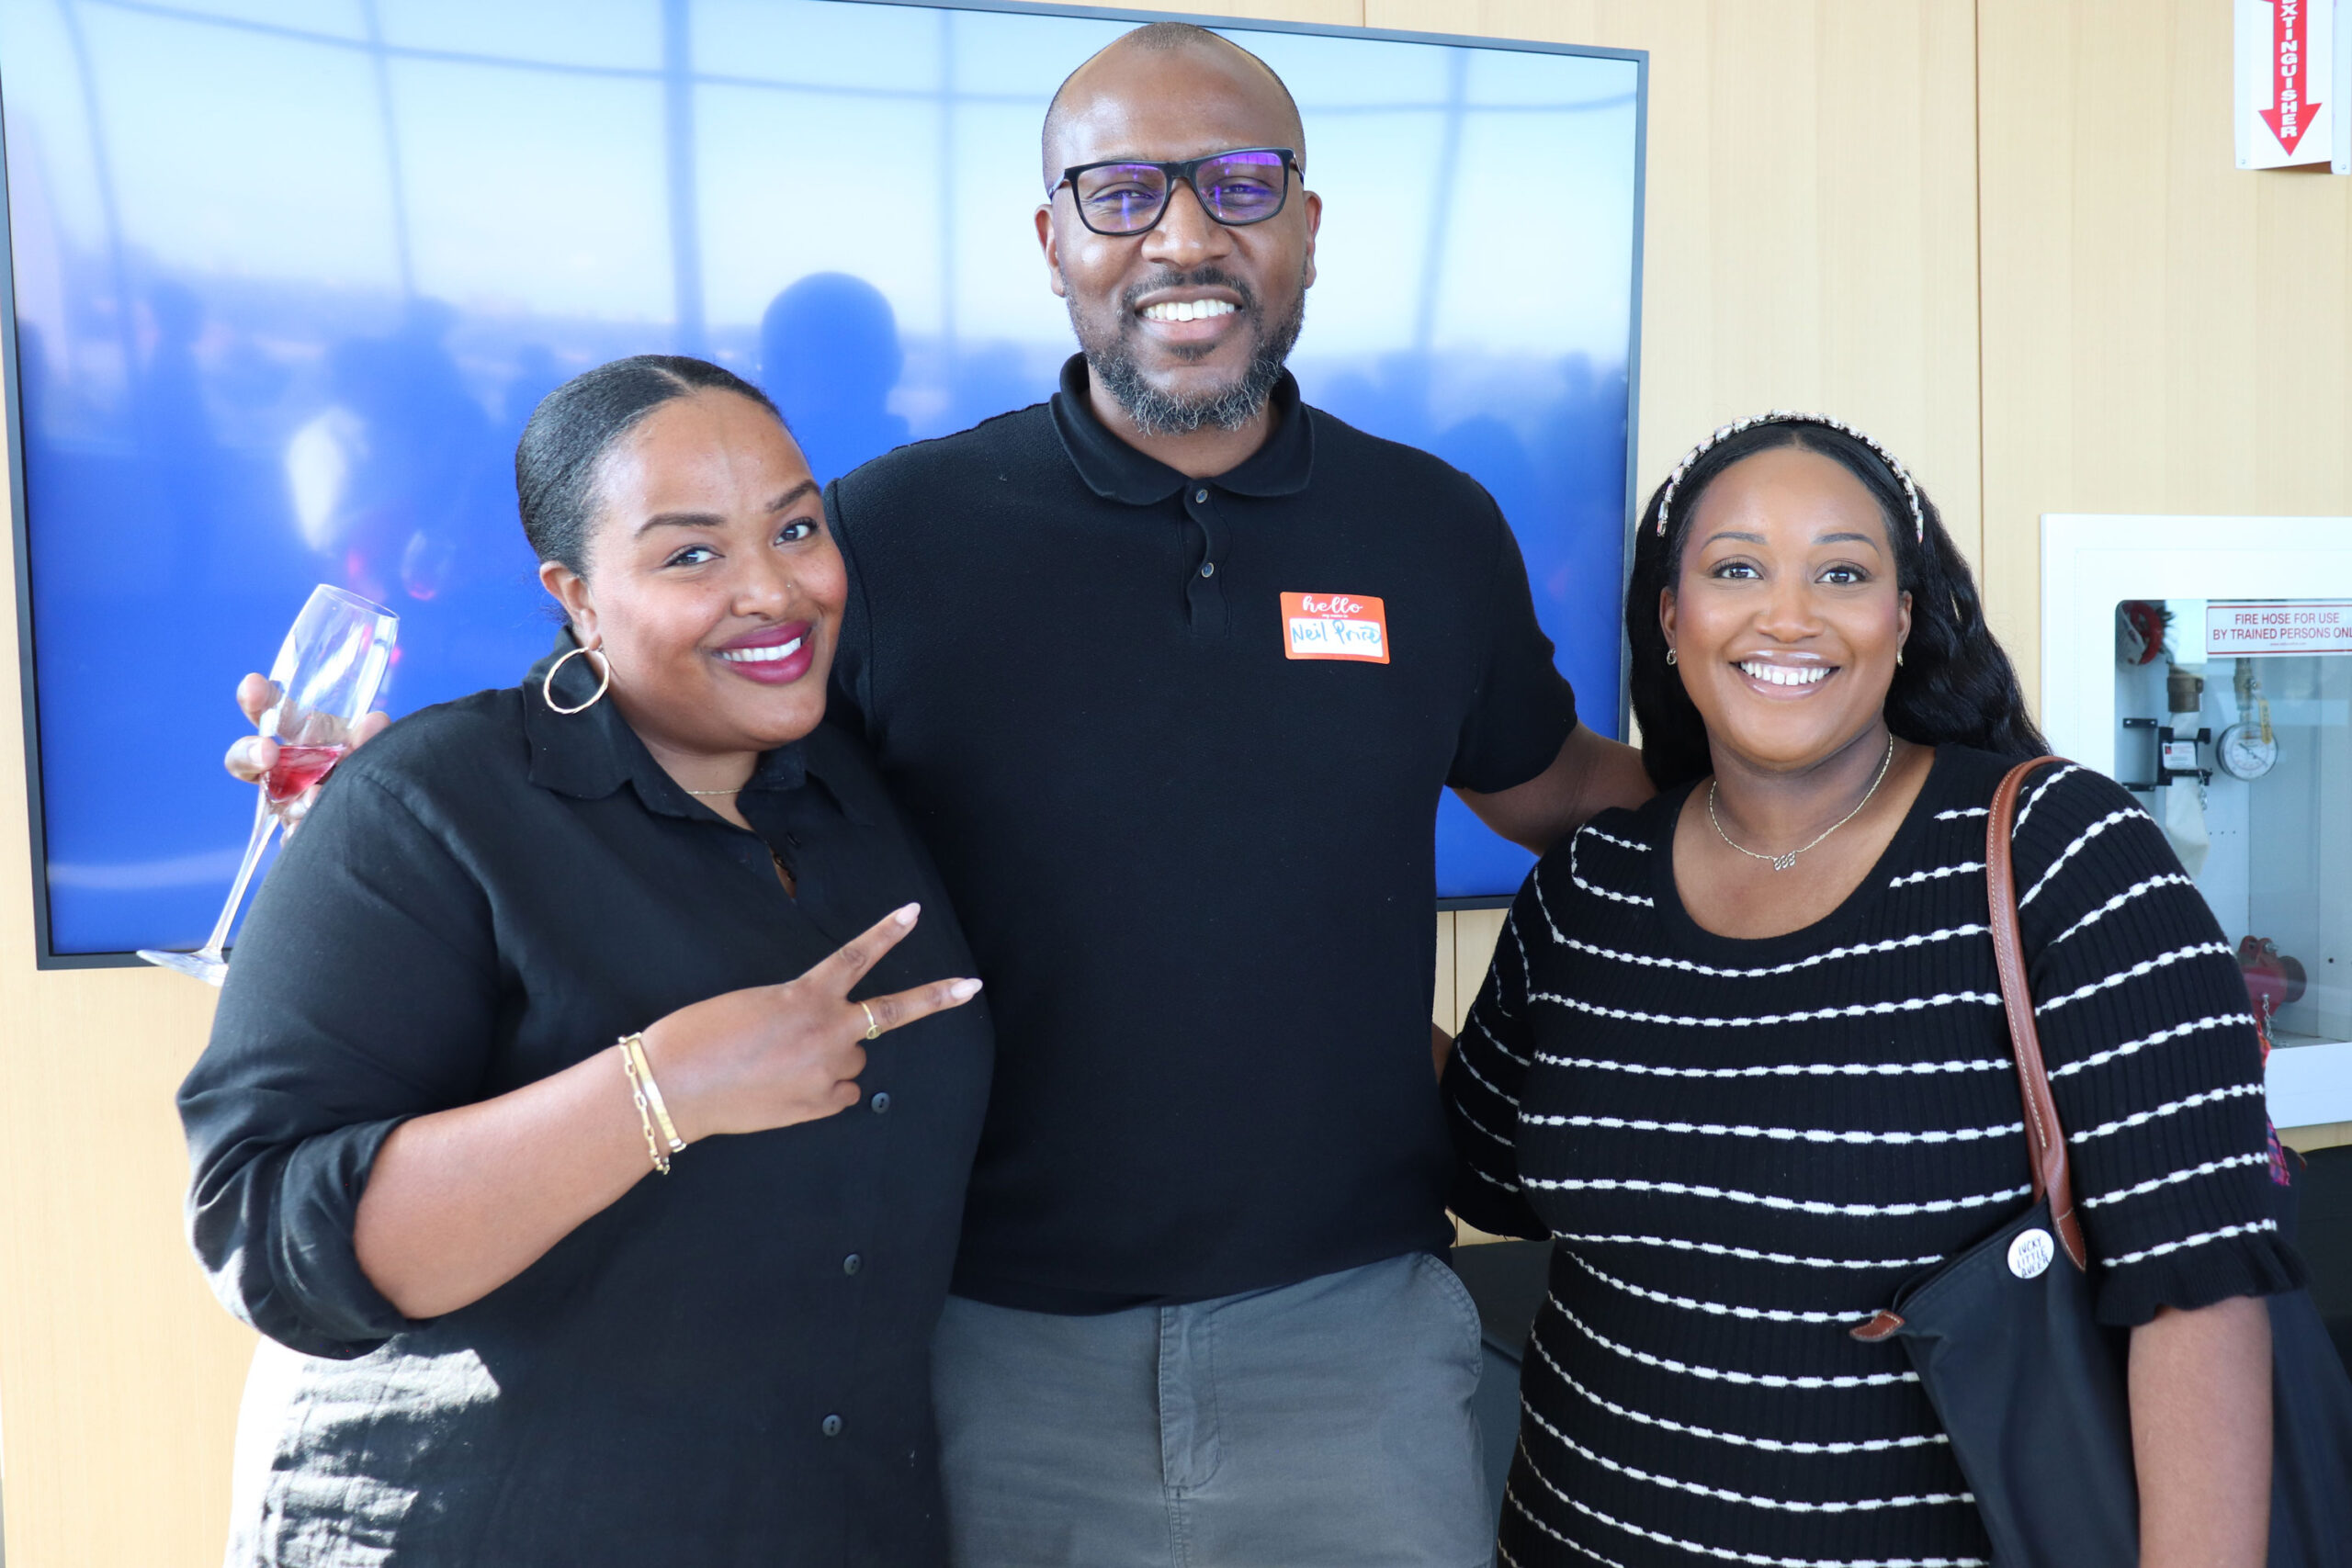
[860,1001,879,1041]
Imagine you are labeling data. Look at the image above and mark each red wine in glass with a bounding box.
[264,743,350,805]
[139,585,398,985]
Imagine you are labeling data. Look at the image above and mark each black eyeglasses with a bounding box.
[1049,148,1299,237]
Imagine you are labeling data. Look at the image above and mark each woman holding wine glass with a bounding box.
[178,355,991,1564]
[140,583,399,983]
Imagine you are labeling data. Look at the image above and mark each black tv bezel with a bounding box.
[0,0,1645,962]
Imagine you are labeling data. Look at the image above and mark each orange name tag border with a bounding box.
[1281,591,1391,664]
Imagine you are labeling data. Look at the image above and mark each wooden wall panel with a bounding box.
[1451,908,1507,1029]
[1977,0,2352,705]
[1430,908,1510,1038]
[1433,911,1456,1031]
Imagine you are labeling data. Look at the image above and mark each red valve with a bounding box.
[2237,935,2308,1033]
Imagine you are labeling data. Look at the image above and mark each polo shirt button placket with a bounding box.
[1182,486,1227,635]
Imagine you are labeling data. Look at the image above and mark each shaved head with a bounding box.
[1041,23,1306,187]
[1033,20,1321,446]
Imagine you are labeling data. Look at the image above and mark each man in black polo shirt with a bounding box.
[826,22,1650,1567]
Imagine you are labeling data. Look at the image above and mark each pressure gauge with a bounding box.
[2215,721,2278,781]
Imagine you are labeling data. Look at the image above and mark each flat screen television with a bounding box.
[0,0,1644,964]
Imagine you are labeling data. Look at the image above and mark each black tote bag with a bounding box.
[1851,757,2352,1567]
[2264,1154,2352,1564]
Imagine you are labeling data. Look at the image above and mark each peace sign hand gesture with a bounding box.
[638,903,979,1143]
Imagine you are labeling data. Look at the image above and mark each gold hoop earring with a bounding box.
[543,645,612,715]
[1665,648,1678,666]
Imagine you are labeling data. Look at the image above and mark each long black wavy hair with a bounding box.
[1625,418,2047,791]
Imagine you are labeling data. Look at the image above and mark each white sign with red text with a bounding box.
[2237,0,2346,170]
[2206,599,2352,656]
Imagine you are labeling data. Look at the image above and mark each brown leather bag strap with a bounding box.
[1985,756,2088,1270]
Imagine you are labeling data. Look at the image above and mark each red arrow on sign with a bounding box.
[2260,0,2323,154]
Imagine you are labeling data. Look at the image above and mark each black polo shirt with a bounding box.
[826,356,1577,1312]
[177,637,992,1564]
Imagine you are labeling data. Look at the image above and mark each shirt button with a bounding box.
[842,1253,863,1276]
[821,1414,843,1438]
[1193,488,1208,502]
[1200,562,1216,578]
[869,1090,891,1114]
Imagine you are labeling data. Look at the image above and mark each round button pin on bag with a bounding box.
[2007,1228,2054,1280]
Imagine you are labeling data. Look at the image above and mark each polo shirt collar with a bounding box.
[521,629,861,821]
[1049,353,1315,504]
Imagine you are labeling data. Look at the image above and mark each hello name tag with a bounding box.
[1283,592,1390,663]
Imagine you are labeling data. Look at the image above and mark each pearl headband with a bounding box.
[1655,410,1924,545]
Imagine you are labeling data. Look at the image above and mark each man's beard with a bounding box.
[1075,265,1306,438]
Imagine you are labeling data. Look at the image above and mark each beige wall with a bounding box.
[6,3,2350,1562]
[1970,0,2352,1154]
[1976,0,2352,705]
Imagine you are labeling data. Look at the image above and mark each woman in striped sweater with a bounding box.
[1444,412,2301,1568]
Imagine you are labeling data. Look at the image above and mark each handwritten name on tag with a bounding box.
[1282,592,1390,664]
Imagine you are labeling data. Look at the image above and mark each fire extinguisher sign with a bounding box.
[2234,0,2346,170]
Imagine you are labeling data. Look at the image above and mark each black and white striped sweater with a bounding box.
[1445,745,2303,1568]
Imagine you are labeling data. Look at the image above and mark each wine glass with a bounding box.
[139,585,399,984]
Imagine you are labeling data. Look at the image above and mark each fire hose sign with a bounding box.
[2207,600,2352,656]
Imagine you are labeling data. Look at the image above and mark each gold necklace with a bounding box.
[1708,734,1897,872]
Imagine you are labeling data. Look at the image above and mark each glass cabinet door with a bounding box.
[2114,598,2350,1063]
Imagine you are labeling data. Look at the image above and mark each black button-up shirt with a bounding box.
[178,637,992,1565]
[827,356,1577,1313]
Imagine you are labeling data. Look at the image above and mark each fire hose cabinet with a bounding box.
[2044,515,2352,1134]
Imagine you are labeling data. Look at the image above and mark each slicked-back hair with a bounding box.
[514,354,782,579]
[1039,23,1306,186]
[1625,422,2048,791]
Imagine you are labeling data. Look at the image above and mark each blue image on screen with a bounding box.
[1,0,1641,958]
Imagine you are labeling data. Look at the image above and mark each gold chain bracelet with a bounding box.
[617,1034,687,1174]
[624,1035,687,1154]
